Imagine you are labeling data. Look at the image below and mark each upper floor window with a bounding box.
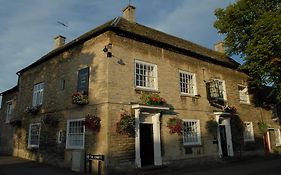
[28,123,41,148]
[5,101,13,123]
[238,85,250,104]
[32,83,44,107]
[179,71,197,96]
[207,79,227,101]
[66,119,85,149]
[135,60,157,90]
[182,119,201,146]
[243,122,254,142]
[77,67,89,94]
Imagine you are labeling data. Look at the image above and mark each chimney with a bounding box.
[122,5,136,22]
[54,35,66,49]
[214,41,225,54]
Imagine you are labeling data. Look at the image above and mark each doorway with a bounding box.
[219,125,228,157]
[140,123,154,166]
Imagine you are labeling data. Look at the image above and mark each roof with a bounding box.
[17,17,239,74]
[0,86,18,96]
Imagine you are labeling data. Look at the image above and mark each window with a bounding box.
[66,119,85,149]
[28,123,41,148]
[77,67,89,94]
[135,60,157,90]
[183,119,201,145]
[32,83,44,107]
[60,79,66,90]
[179,71,197,95]
[5,101,13,123]
[238,85,250,104]
[243,122,254,142]
[275,129,281,146]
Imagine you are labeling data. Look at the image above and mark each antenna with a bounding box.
[57,21,68,28]
[57,21,69,37]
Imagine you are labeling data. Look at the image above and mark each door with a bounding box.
[219,125,228,157]
[140,123,154,166]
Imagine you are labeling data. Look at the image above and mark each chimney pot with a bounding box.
[214,41,225,54]
[122,5,136,22]
[54,35,66,49]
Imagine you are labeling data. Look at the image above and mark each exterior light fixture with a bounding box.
[103,43,112,57]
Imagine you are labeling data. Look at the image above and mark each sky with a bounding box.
[0,0,238,95]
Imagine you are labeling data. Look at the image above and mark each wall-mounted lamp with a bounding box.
[103,43,112,57]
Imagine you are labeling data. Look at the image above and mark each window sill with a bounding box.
[65,147,85,150]
[239,102,251,105]
[183,144,202,147]
[180,94,201,98]
[135,87,159,93]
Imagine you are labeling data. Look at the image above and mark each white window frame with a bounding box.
[28,123,41,148]
[275,129,281,146]
[5,100,13,123]
[182,119,201,146]
[179,70,197,96]
[238,85,250,104]
[66,118,85,149]
[134,60,158,91]
[243,122,255,142]
[32,83,44,107]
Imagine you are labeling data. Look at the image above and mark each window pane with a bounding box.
[183,120,200,145]
[67,119,85,148]
[77,67,89,94]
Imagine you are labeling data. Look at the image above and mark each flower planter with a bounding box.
[72,92,89,105]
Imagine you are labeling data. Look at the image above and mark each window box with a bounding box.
[24,105,41,115]
[72,92,89,105]
[140,93,166,106]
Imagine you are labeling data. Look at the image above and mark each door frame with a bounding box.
[214,113,234,157]
[132,104,169,168]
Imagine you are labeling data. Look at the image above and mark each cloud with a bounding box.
[0,0,237,93]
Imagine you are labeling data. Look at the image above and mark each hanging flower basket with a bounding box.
[167,117,182,135]
[84,114,101,132]
[72,92,89,105]
[24,106,40,115]
[141,93,166,106]
[9,119,22,127]
[116,110,135,137]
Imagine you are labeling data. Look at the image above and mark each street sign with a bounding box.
[86,154,104,161]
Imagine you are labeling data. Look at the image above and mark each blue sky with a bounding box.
[0,0,238,94]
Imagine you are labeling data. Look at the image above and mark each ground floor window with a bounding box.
[182,119,201,145]
[243,122,255,142]
[66,119,85,149]
[28,123,41,148]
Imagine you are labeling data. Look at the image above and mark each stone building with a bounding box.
[1,5,281,174]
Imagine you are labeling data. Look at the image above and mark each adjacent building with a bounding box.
[1,5,280,174]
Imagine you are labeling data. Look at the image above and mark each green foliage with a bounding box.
[258,121,268,134]
[214,0,281,103]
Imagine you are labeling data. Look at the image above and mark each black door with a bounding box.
[140,123,154,166]
[219,125,228,157]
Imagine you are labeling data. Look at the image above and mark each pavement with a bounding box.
[0,156,85,175]
[1,155,281,175]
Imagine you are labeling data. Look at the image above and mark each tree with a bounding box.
[214,0,281,103]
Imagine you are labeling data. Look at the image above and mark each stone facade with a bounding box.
[1,5,281,175]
